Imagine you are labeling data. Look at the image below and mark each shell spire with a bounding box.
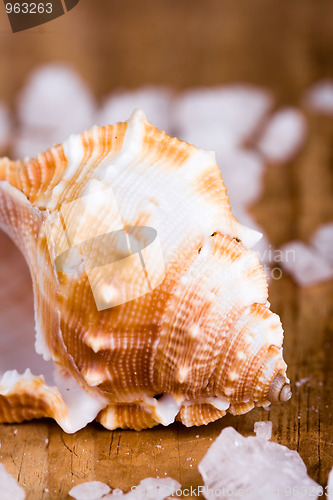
[0,110,290,432]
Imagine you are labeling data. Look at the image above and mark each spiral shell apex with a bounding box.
[0,110,290,432]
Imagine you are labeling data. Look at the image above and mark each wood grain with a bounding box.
[0,0,333,498]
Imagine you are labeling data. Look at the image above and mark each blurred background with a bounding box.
[0,0,332,280]
[0,0,333,497]
[1,0,333,100]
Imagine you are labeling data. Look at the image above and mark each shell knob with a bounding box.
[267,374,292,403]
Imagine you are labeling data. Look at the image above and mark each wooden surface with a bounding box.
[0,1,333,498]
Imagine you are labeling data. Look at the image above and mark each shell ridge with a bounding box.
[0,111,289,431]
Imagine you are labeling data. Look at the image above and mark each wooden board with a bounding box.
[0,1,333,498]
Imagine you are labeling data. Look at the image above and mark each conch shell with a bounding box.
[0,110,291,432]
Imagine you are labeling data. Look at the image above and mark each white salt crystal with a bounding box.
[327,467,333,500]
[103,478,181,499]
[69,481,110,500]
[0,463,25,500]
[0,102,11,152]
[295,377,311,388]
[218,149,264,207]
[177,121,238,154]
[13,130,54,159]
[311,223,333,266]
[109,488,124,496]
[173,85,273,147]
[254,421,272,440]
[14,64,96,159]
[257,107,307,164]
[280,240,333,287]
[96,86,173,133]
[125,477,181,499]
[17,63,96,130]
[303,79,333,116]
[198,426,321,500]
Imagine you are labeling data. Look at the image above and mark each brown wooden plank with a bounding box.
[0,0,333,498]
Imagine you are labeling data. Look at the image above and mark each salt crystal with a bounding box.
[103,478,180,499]
[17,63,95,130]
[125,477,181,499]
[110,488,124,496]
[327,467,333,500]
[280,240,333,287]
[176,120,238,153]
[311,223,333,266]
[173,85,273,148]
[303,79,333,116]
[69,481,110,500]
[198,426,320,499]
[254,421,272,440]
[0,102,11,152]
[96,86,173,133]
[14,64,96,158]
[218,149,264,208]
[257,107,307,164]
[295,377,311,388]
[0,463,25,500]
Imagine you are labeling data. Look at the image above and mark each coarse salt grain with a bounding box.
[0,463,25,500]
[254,421,272,440]
[280,240,333,287]
[303,79,333,116]
[257,107,307,164]
[69,481,110,500]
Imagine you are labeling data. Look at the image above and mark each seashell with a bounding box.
[0,110,291,433]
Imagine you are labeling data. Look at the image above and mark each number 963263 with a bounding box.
[5,2,53,14]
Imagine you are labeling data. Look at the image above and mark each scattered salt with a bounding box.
[96,86,173,133]
[254,421,272,440]
[103,477,181,499]
[69,481,110,500]
[110,489,123,496]
[198,426,320,500]
[311,223,333,266]
[14,64,96,159]
[257,107,307,164]
[279,240,333,287]
[173,85,273,149]
[303,79,333,116]
[218,149,264,208]
[0,463,25,500]
[125,477,180,499]
[295,377,311,388]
